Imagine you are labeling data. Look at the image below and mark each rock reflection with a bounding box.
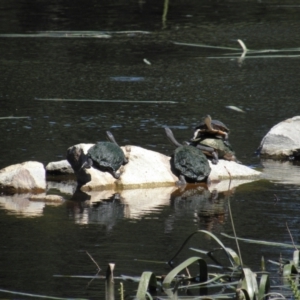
[67,186,177,229]
[261,159,300,185]
[0,194,45,217]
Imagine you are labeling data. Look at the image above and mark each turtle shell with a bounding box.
[173,145,211,181]
[199,138,234,158]
[196,119,229,132]
[87,142,125,172]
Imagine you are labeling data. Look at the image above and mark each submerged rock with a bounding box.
[257,116,300,160]
[65,143,261,191]
[0,161,46,194]
[29,194,64,204]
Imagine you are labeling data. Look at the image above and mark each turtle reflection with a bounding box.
[67,190,125,230]
[170,186,231,233]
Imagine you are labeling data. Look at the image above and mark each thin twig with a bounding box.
[224,166,232,190]
[226,177,243,268]
[286,223,297,250]
[86,251,101,271]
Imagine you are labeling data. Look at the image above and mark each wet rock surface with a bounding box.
[0,161,46,194]
[258,116,300,160]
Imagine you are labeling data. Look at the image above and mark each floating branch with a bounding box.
[237,39,248,53]
[0,288,88,300]
[34,98,177,104]
[0,30,151,38]
[0,116,30,120]
[208,54,300,59]
[221,233,300,249]
[0,32,110,38]
[174,39,300,62]
[173,41,241,51]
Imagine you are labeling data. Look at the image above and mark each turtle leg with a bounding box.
[176,174,187,186]
[211,151,219,165]
[112,171,120,179]
[104,167,121,179]
[196,144,219,165]
[80,157,93,170]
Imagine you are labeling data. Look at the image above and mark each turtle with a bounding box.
[188,115,238,164]
[80,131,128,179]
[192,137,238,165]
[191,115,230,143]
[165,127,211,186]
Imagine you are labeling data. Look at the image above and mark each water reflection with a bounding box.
[0,178,256,222]
[66,185,232,233]
[67,186,177,228]
[261,159,300,185]
[168,186,230,233]
[0,194,45,216]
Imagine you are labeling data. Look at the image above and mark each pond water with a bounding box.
[1,0,300,299]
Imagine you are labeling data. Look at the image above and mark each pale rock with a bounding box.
[46,181,77,195]
[66,143,261,191]
[45,160,74,174]
[0,161,46,193]
[209,160,260,181]
[258,116,300,159]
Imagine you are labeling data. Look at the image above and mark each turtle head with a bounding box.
[204,114,213,130]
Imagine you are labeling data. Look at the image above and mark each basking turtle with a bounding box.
[193,138,238,165]
[81,131,128,179]
[191,115,229,142]
[165,127,211,186]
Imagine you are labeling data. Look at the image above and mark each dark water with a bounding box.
[1,0,300,299]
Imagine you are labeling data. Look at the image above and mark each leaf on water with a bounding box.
[136,271,157,300]
[226,106,246,113]
[143,58,151,65]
